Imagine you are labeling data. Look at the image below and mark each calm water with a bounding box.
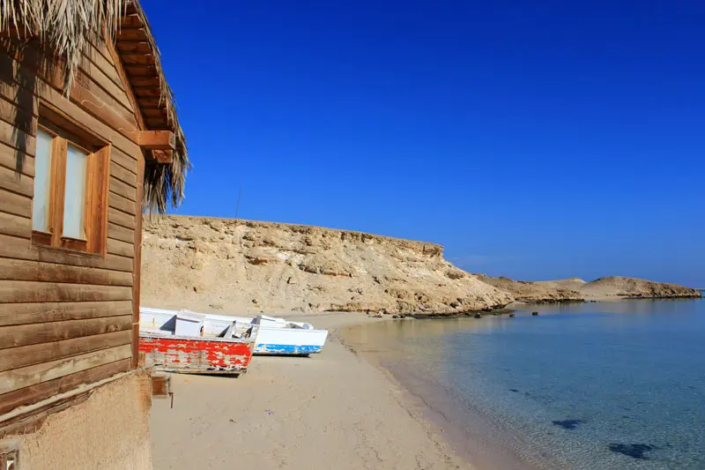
[341,298,705,470]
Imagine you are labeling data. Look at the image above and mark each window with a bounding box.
[63,144,89,240]
[32,129,53,233]
[31,104,111,255]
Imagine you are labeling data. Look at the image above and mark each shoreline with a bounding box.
[301,313,538,470]
[150,298,703,469]
[338,297,705,470]
[150,312,476,470]
[336,318,539,470]
[386,294,703,320]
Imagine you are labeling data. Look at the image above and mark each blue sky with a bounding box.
[142,0,704,286]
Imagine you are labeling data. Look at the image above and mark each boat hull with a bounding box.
[253,327,328,356]
[254,343,323,355]
[139,334,254,375]
[139,307,329,358]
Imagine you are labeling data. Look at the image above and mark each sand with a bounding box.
[150,313,473,470]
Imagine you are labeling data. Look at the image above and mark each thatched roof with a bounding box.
[0,0,189,213]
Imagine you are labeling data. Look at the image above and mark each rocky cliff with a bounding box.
[141,216,514,315]
[474,275,701,302]
[578,276,702,299]
[476,275,585,302]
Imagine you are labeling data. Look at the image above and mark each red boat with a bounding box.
[139,309,255,375]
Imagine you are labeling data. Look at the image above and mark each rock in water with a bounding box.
[552,419,585,430]
[607,443,658,460]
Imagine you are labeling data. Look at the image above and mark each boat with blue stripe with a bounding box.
[237,314,328,356]
[141,308,329,357]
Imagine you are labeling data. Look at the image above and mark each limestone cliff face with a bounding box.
[475,275,585,302]
[580,276,702,299]
[141,216,514,315]
[473,275,701,303]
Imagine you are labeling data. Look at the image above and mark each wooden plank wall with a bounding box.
[0,38,144,415]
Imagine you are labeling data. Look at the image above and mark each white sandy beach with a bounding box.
[150,313,473,470]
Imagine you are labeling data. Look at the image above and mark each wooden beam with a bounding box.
[109,191,137,216]
[0,234,134,273]
[0,119,36,157]
[129,76,161,88]
[0,301,132,327]
[120,53,155,66]
[0,358,131,416]
[0,70,39,117]
[125,3,140,14]
[117,41,152,54]
[107,238,134,258]
[0,91,37,135]
[141,108,166,117]
[12,42,142,139]
[151,150,173,164]
[117,29,149,42]
[0,330,132,373]
[110,161,138,187]
[120,14,145,29]
[82,39,126,92]
[0,211,31,239]
[133,87,161,97]
[76,43,133,112]
[0,188,31,219]
[135,130,174,150]
[145,118,169,128]
[136,97,163,108]
[2,43,137,147]
[34,76,142,154]
[108,207,135,229]
[124,65,157,77]
[0,258,133,286]
[132,150,145,368]
[0,316,132,350]
[0,143,35,178]
[109,175,136,202]
[0,165,33,198]
[0,281,133,303]
[108,223,135,244]
[0,344,132,395]
[104,38,146,131]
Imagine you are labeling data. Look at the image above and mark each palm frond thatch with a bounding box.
[0,0,189,213]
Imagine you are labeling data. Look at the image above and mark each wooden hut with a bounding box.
[0,1,189,467]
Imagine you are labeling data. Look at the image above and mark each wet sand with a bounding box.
[150,312,474,470]
[339,315,545,470]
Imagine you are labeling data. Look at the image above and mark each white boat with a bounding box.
[137,308,256,375]
[140,307,329,356]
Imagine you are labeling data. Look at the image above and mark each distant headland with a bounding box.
[141,216,702,316]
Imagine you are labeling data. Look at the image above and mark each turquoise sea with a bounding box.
[341,297,705,470]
